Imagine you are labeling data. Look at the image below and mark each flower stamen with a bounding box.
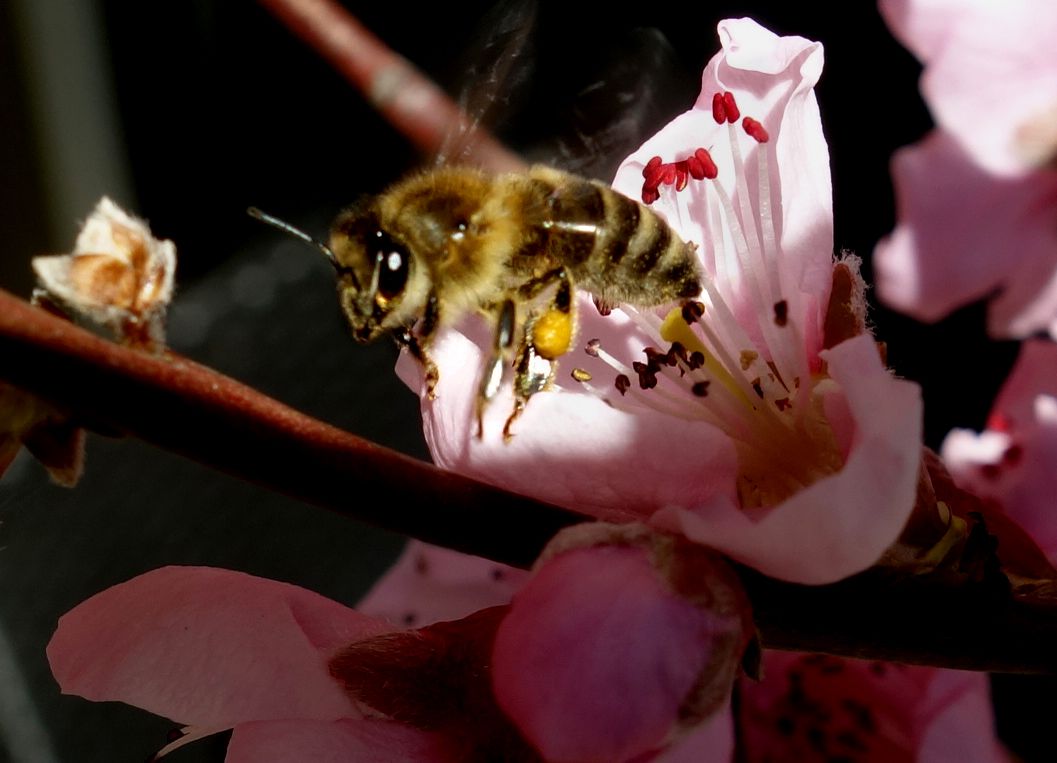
[601,89,843,507]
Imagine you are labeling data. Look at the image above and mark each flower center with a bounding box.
[577,91,842,509]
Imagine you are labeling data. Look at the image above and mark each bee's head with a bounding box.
[328,202,422,343]
[247,204,423,344]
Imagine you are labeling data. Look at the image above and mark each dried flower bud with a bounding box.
[33,197,176,352]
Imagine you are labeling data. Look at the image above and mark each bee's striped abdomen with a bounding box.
[528,166,702,307]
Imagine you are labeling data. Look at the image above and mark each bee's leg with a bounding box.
[503,337,555,441]
[504,269,575,441]
[396,292,441,398]
[475,298,517,439]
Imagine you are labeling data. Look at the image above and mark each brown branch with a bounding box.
[3,288,1057,673]
[256,0,525,173]
[0,289,579,568]
[739,566,1057,674]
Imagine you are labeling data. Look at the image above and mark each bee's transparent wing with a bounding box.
[435,0,538,168]
[527,27,694,182]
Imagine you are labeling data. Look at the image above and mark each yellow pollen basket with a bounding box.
[659,307,754,408]
[532,309,573,360]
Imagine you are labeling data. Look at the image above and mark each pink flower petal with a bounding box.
[881,0,1057,175]
[401,18,920,588]
[988,338,1057,425]
[875,132,1057,339]
[878,0,965,58]
[649,704,734,763]
[47,566,388,727]
[656,334,922,584]
[492,545,741,763]
[357,540,527,628]
[614,18,832,361]
[226,719,453,763]
[917,671,1007,763]
[397,329,739,522]
[942,340,1057,562]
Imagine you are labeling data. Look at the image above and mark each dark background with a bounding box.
[0,1,1044,760]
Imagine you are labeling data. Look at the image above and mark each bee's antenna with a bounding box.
[247,207,341,270]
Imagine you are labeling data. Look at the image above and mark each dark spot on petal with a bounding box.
[1003,443,1023,466]
[751,377,764,398]
[776,715,795,737]
[692,381,711,397]
[806,726,827,753]
[414,554,429,574]
[818,660,844,675]
[841,699,876,733]
[979,463,1002,481]
[773,299,788,327]
[836,730,868,752]
[402,612,418,626]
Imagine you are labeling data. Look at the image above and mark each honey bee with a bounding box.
[253,164,702,439]
[250,4,702,439]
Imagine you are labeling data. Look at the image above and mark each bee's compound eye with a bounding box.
[377,249,409,299]
[374,232,410,300]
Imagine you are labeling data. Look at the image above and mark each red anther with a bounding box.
[675,166,689,191]
[660,165,677,185]
[643,167,664,187]
[642,186,660,205]
[712,92,726,124]
[722,92,740,123]
[694,147,718,179]
[643,155,662,176]
[742,117,770,143]
[686,155,705,180]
